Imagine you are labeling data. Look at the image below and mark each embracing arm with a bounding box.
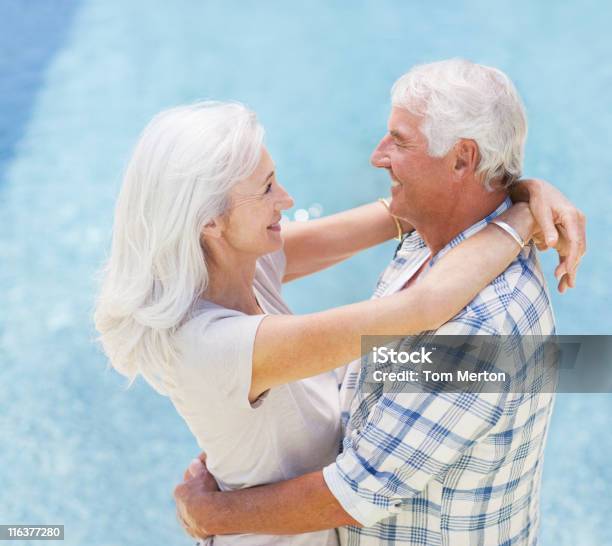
[281,200,411,282]
[248,203,535,401]
[282,179,586,290]
[175,469,352,538]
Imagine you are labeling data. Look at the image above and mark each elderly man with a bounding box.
[174,59,585,545]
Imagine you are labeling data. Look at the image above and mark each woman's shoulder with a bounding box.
[171,299,267,412]
[176,300,254,346]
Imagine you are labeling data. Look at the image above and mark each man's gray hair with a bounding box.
[391,59,527,190]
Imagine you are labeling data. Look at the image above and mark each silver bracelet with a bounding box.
[490,219,526,249]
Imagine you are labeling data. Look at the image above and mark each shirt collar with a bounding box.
[395,196,513,267]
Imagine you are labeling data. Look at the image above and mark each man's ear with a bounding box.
[452,139,479,180]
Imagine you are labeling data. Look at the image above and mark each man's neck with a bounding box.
[416,192,507,256]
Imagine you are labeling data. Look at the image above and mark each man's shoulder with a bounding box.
[441,246,555,336]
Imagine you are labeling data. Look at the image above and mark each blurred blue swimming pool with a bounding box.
[1,1,611,544]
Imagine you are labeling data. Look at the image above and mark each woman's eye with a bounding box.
[265,182,273,194]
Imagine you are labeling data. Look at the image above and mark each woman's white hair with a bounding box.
[391,58,527,190]
[94,101,265,395]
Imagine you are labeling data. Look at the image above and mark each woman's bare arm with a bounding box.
[281,201,411,282]
[281,179,586,290]
[249,203,534,401]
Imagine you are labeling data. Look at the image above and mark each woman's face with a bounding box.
[222,147,294,257]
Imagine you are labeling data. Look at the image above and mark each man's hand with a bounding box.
[511,178,586,293]
[174,467,358,537]
[174,453,219,541]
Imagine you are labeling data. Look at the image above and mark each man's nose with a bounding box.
[370,138,391,168]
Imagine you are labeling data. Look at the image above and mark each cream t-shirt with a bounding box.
[171,249,342,546]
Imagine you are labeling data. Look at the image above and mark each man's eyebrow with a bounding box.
[390,130,408,142]
[262,170,275,184]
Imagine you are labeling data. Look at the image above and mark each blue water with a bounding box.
[1,1,611,544]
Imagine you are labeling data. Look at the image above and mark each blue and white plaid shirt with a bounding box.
[323,198,556,546]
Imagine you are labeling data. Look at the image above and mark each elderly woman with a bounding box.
[94,101,582,545]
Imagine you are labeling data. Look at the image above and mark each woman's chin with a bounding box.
[264,230,284,251]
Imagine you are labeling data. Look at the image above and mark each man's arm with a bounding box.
[174,468,360,538]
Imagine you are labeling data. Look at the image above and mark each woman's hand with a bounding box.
[510,178,586,292]
[495,202,536,245]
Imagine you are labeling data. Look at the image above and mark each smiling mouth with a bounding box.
[390,172,402,187]
[267,218,282,231]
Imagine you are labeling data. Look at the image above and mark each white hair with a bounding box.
[94,101,265,395]
[391,58,527,190]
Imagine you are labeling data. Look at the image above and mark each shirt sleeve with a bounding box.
[323,320,507,527]
[176,310,267,412]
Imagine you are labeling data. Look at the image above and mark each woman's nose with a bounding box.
[275,184,294,211]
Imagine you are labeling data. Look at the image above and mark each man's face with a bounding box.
[371,106,453,224]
